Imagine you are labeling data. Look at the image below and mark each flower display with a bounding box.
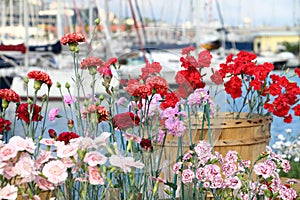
[0,18,299,200]
[211,50,300,121]
[174,140,297,199]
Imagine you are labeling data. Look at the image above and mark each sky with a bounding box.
[46,0,299,28]
[64,0,300,28]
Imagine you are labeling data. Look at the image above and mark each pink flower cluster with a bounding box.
[173,141,297,200]
[0,131,146,199]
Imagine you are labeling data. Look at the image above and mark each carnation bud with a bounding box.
[99,94,104,101]
[48,129,57,139]
[42,94,48,102]
[23,77,29,84]
[152,181,159,196]
[94,18,100,25]
[103,165,107,174]
[84,99,89,107]
[113,142,119,154]
[33,80,42,91]
[69,43,77,52]
[56,82,61,88]
[68,119,74,131]
[88,66,97,75]
[74,46,79,53]
[1,99,8,109]
[65,82,70,89]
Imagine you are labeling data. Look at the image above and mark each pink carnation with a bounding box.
[42,160,68,184]
[0,184,18,200]
[49,108,60,121]
[83,152,107,167]
[88,166,104,185]
[0,143,17,161]
[64,95,77,105]
[181,169,195,183]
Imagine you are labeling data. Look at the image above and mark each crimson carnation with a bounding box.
[146,76,169,96]
[27,70,53,86]
[16,103,43,124]
[160,92,180,110]
[57,131,79,144]
[224,76,242,99]
[112,112,140,130]
[60,32,85,45]
[80,56,104,69]
[140,138,153,151]
[0,89,20,102]
[0,117,11,133]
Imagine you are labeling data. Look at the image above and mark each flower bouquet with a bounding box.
[0,18,299,200]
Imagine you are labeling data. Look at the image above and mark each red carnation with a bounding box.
[125,79,142,97]
[80,56,104,69]
[0,118,11,133]
[224,76,242,99]
[27,70,53,87]
[293,104,300,116]
[60,32,85,45]
[97,67,112,77]
[181,46,195,55]
[140,138,153,151]
[295,68,300,78]
[97,105,110,123]
[140,62,162,80]
[198,50,212,68]
[180,56,198,69]
[210,71,223,85]
[0,89,20,103]
[57,131,79,145]
[16,103,43,124]
[112,112,140,130]
[284,114,292,123]
[160,92,180,110]
[146,76,169,96]
[48,129,57,139]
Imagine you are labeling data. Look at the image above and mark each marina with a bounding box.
[0,0,299,140]
[0,1,300,199]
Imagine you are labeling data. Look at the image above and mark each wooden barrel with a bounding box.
[159,112,272,183]
[199,112,272,163]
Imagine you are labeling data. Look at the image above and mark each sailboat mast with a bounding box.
[128,0,146,62]
[1,1,6,27]
[9,0,13,26]
[24,0,29,69]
